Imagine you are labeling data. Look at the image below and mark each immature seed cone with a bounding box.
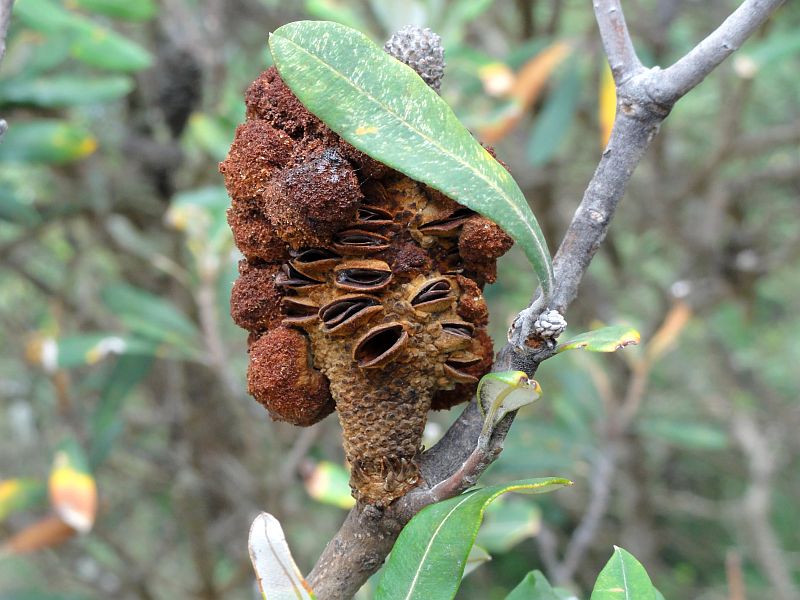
[222,67,513,506]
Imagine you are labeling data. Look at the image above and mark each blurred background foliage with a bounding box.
[0,0,798,598]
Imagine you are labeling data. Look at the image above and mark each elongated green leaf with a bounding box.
[185,114,235,161]
[19,34,72,75]
[506,570,560,600]
[0,479,47,523]
[101,284,201,350]
[72,0,157,21]
[269,21,554,298]
[304,0,369,31]
[638,419,728,450]
[462,545,491,578]
[736,29,800,73]
[0,120,97,164]
[13,0,152,71]
[436,0,493,45]
[0,592,90,600]
[168,185,232,252]
[68,21,153,72]
[56,334,161,368]
[90,355,153,467]
[249,512,316,600]
[0,186,41,226]
[556,325,640,353]
[477,499,540,553]
[591,546,655,600]
[528,60,581,166]
[13,0,81,33]
[0,75,133,107]
[375,478,571,600]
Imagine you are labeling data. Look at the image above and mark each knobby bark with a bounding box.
[307,1,786,598]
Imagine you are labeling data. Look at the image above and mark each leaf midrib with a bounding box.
[399,493,474,600]
[616,547,631,600]
[262,519,306,600]
[271,30,553,295]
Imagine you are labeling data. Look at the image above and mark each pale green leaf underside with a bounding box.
[557,325,640,353]
[477,371,542,436]
[269,20,554,298]
[590,546,656,600]
[375,478,571,600]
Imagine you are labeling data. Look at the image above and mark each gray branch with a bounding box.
[0,0,15,140]
[658,0,786,103]
[593,0,643,83]
[307,1,785,597]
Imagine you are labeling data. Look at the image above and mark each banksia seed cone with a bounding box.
[221,67,513,506]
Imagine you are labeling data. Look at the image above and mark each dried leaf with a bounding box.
[249,512,315,599]
[599,62,616,147]
[480,41,572,143]
[646,301,692,362]
[49,439,98,534]
[1,514,76,555]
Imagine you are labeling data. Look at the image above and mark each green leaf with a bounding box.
[249,512,316,600]
[0,186,41,226]
[477,499,541,553]
[638,419,728,450]
[72,0,157,21]
[375,477,571,600]
[462,545,491,578]
[737,29,800,73]
[528,60,581,166]
[0,479,47,523]
[0,591,90,600]
[590,546,656,600]
[13,0,151,71]
[101,284,202,351]
[556,325,640,353]
[304,461,356,509]
[0,120,97,164]
[506,570,560,600]
[304,0,369,31]
[55,334,161,368]
[13,0,82,33]
[435,0,493,46]
[18,34,72,76]
[269,21,554,299]
[185,114,235,162]
[90,355,153,467]
[68,21,153,72]
[0,75,133,107]
[168,186,232,252]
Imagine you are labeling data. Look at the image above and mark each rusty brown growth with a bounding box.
[221,67,512,506]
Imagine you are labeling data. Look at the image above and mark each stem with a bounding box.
[306,1,786,595]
